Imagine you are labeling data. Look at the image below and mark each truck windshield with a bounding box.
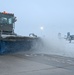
[0,13,14,25]
[0,17,13,25]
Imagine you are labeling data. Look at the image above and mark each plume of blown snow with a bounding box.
[31,34,74,58]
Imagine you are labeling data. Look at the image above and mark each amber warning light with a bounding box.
[2,11,8,14]
[1,11,13,15]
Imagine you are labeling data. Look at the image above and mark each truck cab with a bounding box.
[0,11,16,35]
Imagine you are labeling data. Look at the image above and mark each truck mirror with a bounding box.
[12,17,17,23]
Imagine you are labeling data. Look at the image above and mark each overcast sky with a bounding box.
[0,0,74,36]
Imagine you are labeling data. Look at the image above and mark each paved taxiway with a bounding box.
[0,53,74,75]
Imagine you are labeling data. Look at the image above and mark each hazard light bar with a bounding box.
[0,11,14,15]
